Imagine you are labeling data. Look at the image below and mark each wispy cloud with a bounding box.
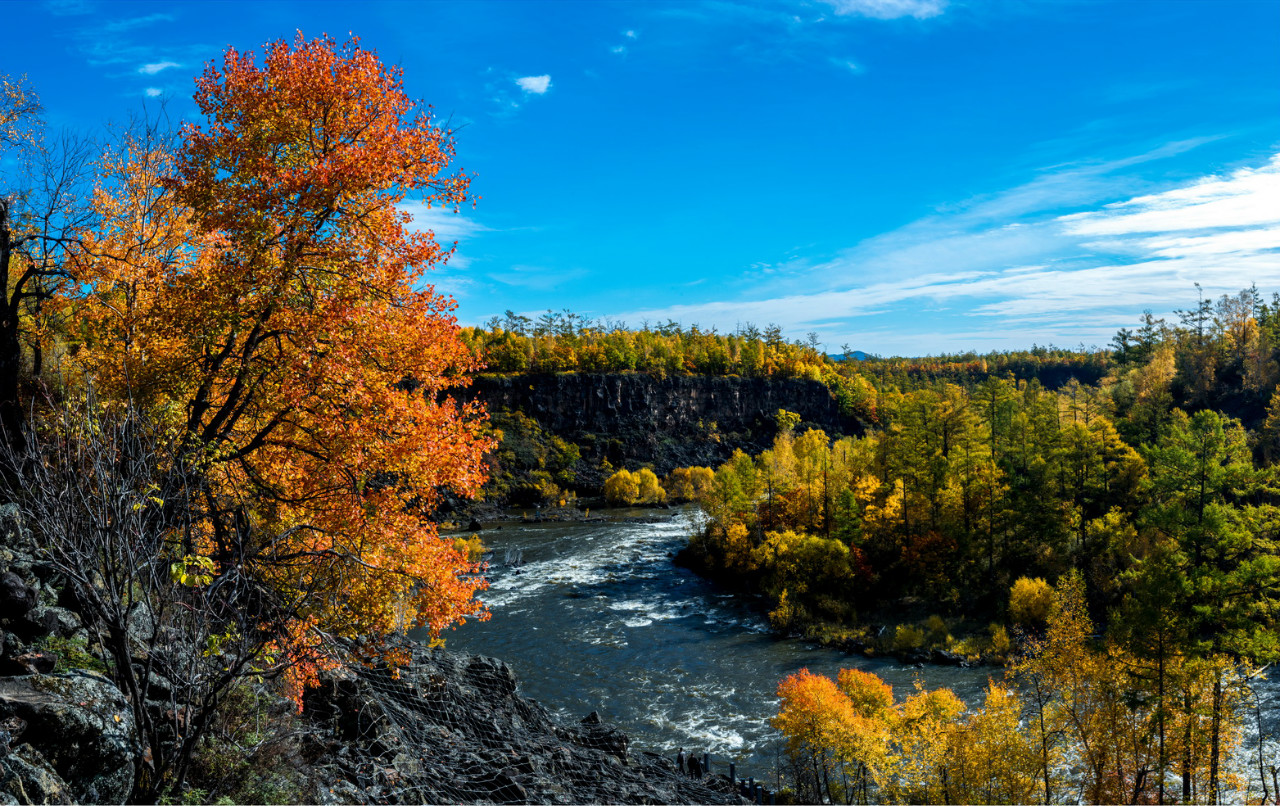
[45,0,92,16]
[103,13,173,33]
[489,264,588,291]
[618,146,1280,354]
[819,0,948,20]
[515,75,552,95]
[143,87,162,98]
[399,202,492,242]
[1061,154,1280,236]
[138,61,180,75]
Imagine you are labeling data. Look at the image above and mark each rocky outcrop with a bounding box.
[0,504,138,805]
[301,644,744,804]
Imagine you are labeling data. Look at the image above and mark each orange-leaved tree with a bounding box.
[72,33,492,690]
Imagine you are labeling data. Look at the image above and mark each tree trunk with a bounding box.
[1209,670,1222,804]
[0,209,23,451]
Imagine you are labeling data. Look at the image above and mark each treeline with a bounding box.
[460,314,882,423]
[685,380,1280,653]
[463,311,829,378]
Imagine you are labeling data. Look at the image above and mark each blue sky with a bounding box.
[5,0,1279,356]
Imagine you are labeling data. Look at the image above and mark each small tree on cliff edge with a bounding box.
[70,33,493,696]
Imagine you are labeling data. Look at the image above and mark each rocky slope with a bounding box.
[301,646,744,805]
[0,505,743,804]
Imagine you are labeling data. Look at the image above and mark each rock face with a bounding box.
[469,372,858,472]
[302,644,744,804]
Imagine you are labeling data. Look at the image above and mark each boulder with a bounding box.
[0,743,73,805]
[19,607,81,642]
[6,652,58,676]
[0,572,36,617]
[0,672,136,804]
[0,505,28,552]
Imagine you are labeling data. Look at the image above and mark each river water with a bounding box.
[439,509,994,777]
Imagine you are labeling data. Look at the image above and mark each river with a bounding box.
[436,508,1280,796]
[438,508,994,777]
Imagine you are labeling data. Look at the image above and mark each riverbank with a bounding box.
[300,642,748,804]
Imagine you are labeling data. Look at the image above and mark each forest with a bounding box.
[451,288,1280,803]
[673,288,1280,804]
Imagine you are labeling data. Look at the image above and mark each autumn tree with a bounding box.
[604,469,640,505]
[773,668,863,804]
[71,34,492,687]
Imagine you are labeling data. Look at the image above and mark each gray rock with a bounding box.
[9,652,57,676]
[0,506,29,552]
[0,743,73,805]
[930,649,966,666]
[21,608,81,641]
[302,644,743,804]
[0,672,136,804]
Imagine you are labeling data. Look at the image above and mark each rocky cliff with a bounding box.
[467,372,859,476]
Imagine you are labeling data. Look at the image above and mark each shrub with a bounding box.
[603,469,640,505]
[665,466,716,502]
[635,467,666,504]
[35,635,108,674]
[769,588,808,632]
[1009,576,1053,628]
[989,623,1012,655]
[893,624,926,652]
[452,535,486,563]
[924,614,951,647]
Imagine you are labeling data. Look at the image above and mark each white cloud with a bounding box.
[398,201,491,242]
[1061,154,1280,236]
[138,60,180,75]
[143,87,162,98]
[624,29,637,38]
[611,45,627,55]
[515,75,552,95]
[819,0,947,20]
